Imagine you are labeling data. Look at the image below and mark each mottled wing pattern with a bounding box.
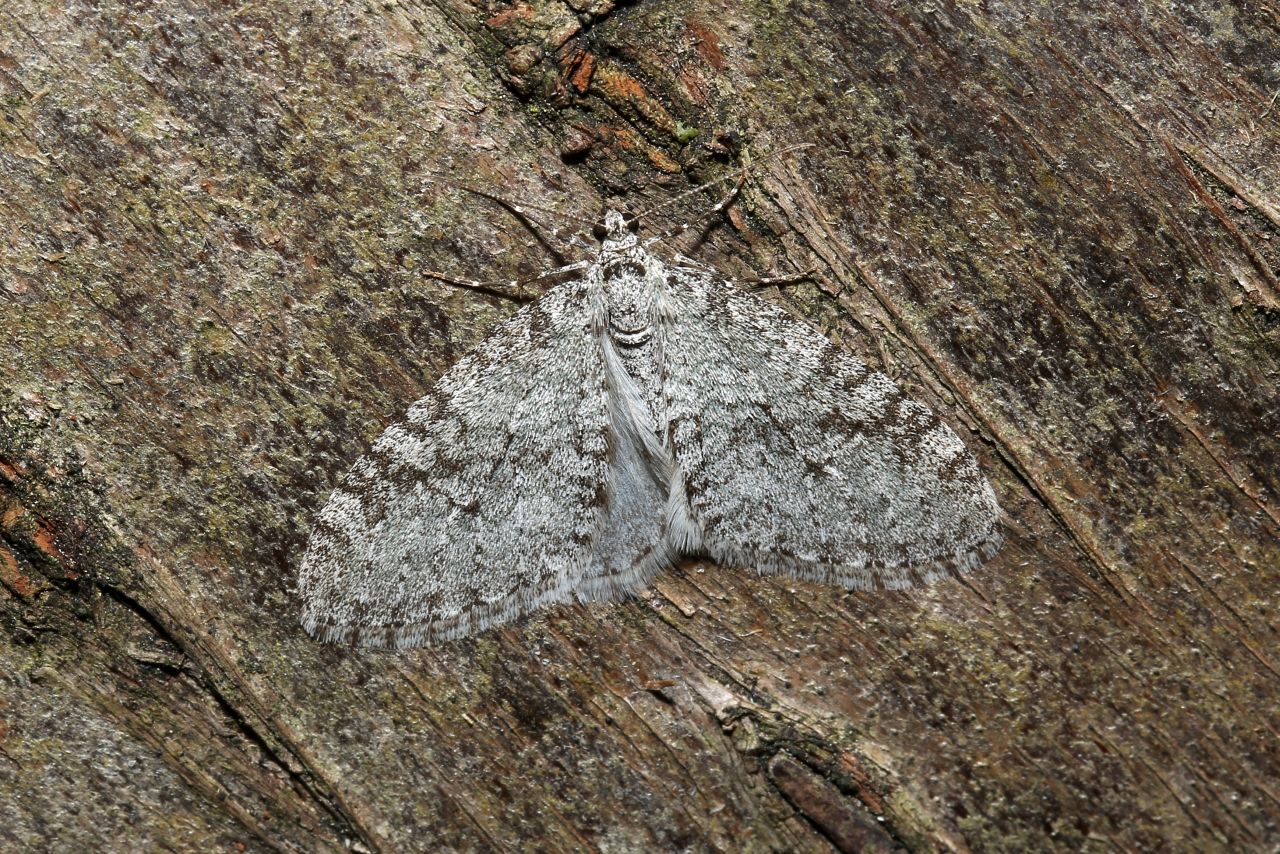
[299,279,609,648]
[663,268,1002,589]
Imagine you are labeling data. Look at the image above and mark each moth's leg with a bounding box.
[422,260,590,303]
[452,184,596,267]
[424,183,592,302]
[747,267,819,289]
[669,254,817,292]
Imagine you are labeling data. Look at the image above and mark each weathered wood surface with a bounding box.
[2,1,1278,850]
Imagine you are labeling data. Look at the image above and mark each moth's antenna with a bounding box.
[446,182,600,268]
[630,143,814,225]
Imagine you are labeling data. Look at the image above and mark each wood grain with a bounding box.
[2,1,1277,850]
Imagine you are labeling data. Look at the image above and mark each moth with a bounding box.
[299,207,1002,648]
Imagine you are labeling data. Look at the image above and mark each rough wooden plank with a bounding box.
[2,0,1278,850]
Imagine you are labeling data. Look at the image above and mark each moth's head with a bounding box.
[593,208,640,250]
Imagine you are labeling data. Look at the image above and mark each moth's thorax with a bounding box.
[597,243,662,344]
[592,213,666,426]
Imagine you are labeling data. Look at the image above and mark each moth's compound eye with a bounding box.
[626,216,641,233]
[592,222,608,240]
